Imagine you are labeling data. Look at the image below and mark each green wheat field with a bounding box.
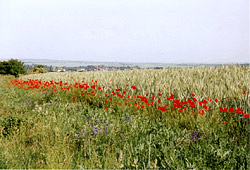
[0,65,249,169]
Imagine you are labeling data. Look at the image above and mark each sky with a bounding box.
[0,0,249,63]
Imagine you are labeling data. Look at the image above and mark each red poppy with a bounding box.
[159,106,167,112]
[215,98,218,102]
[105,107,108,110]
[198,110,204,115]
[235,108,243,114]
[203,105,208,110]
[243,114,249,118]
[175,103,182,108]
[72,97,77,101]
[115,89,120,92]
[141,105,145,109]
[178,109,183,112]
[74,83,79,88]
[158,93,162,97]
[158,99,161,103]
[191,94,195,97]
[123,91,127,94]
[104,100,107,103]
[224,121,228,124]
[131,86,136,90]
[203,100,208,104]
[220,108,227,112]
[174,100,180,103]
[146,93,148,96]
[152,95,155,99]
[181,101,188,105]
[192,98,197,102]
[228,108,234,113]
[4,111,7,113]
[170,92,174,100]
[188,102,195,108]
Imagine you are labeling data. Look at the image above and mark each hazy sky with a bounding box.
[0,0,249,63]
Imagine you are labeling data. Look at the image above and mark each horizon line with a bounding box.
[0,58,249,65]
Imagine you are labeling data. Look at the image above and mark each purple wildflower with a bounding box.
[104,128,108,133]
[190,130,200,144]
[126,116,131,121]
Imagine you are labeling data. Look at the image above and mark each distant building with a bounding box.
[57,68,66,72]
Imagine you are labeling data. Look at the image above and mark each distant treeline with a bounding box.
[24,64,141,72]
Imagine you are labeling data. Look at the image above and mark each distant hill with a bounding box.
[1,58,249,68]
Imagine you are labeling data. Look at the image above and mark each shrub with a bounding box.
[27,67,48,74]
[0,59,26,77]
[36,65,44,68]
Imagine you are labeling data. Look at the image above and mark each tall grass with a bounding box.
[0,65,249,169]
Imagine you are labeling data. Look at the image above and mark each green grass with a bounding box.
[0,65,249,169]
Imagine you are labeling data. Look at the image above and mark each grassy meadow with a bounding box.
[0,65,249,169]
